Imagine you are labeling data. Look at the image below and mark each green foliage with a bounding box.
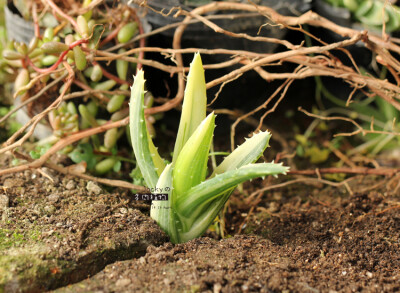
[0,228,41,250]
[68,143,97,169]
[68,143,123,175]
[315,66,400,155]
[29,144,52,159]
[0,106,21,138]
[130,53,289,243]
[324,0,400,32]
[0,3,159,179]
[295,133,331,164]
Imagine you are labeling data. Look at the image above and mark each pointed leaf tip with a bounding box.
[173,112,215,195]
[172,53,207,162]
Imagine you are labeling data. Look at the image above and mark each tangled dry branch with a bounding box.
[1,0,400,191]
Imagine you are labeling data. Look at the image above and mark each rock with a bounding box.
[3,178,24,188]
[65,180,76,190]
[115,278,131,287]
[44,205,56,215]
[86,181,102,195]
[138,256,146,265]
[267,201,279,213]
[0,194,9,209]
[48,193,60,203]
[213,283,222,293]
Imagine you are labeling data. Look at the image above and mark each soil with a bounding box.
[1,153,399,292]
[0,154,167,293]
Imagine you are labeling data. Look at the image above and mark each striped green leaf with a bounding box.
[172,53,207,162]
[129,70,164,187]
[173,113,215,196]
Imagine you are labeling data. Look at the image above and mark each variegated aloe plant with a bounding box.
[130,53,289,243]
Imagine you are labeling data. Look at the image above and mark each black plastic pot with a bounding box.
[311,0,377,106]
[4,3,52,139]
[4,2,36,44]
[139,0,311,54]
[313,0,353,29]
[313,0,381,67]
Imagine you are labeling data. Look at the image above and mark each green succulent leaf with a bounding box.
[150,163,181,242]
[175,163,289,220]
[148,134,166,176]
[172,53,207,162]
[212,131,271,176]
[177,189,233,243]
[129,70,164,187]
[68,143,97,170]
[173,113,215,196]
[129,53,289,244]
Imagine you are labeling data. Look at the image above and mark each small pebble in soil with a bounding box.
[213,283,222,293]
[48,193,60,203]
[139,256,146,264]
[268,201,279,213]
[0,194,9,209]
[3,178,24,188]
[86,181,103,195]
[44,205,56,215]
[115,278,131,287]
[65,180,76,190]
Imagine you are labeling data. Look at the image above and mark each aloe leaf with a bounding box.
[175,163,289,220]
[343,0,358,12]
[375,96,398,121]
[172,53,207,162]
[150,164,181,243]
[130,70,162,187]
[148,135,166,176]
[173,113,215,196]
[211,131,271,176]
[190,130,272,238]
[355,0,374,18]
[188,131,271,238]
[179,189,234,243]
[385,7,400,32]
[357,1,387,27]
